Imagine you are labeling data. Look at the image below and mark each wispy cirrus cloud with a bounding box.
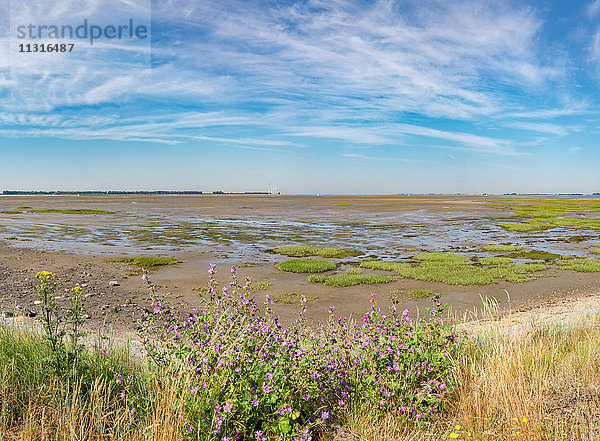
[0,0,595,160]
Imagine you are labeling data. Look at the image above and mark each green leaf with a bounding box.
[278,417,291,434]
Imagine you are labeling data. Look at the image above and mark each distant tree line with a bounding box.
[1,191,270,195]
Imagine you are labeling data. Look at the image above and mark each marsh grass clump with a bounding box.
[546,217,600,231]
[491,200,600,233]
[274,246,360,258]
[29,208,117,215]
[276,258,336,273]
[568,235,595,242]
[361,253,547,286]
[308,271,394,287]
[107,257,180,267]
[505,250,561,261]
[272,292,318,304]
[0,210,23,214]
[500,220,553,232]
[482,245,522,252]
[556,257,600,272]
[478,257,514,266]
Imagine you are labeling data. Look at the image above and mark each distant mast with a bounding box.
[268,182,279,195]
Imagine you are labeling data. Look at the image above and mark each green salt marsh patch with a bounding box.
[273,245,360,258]
[106,257,180,267]
[0,211,22,214]
[489,199,600,233]
[29,209,117,215]
[500,220,553,232]
[238,206,253,209]
[568,235,595,242]
[308,270,394,287]
[361,252,548,286]
[276,258,336,273]
[504,250,561,261]
[272,292,318,304]
[478,257,514,265]
[331,203,352,206]
[482,245,522,252]
[556,257,600,272]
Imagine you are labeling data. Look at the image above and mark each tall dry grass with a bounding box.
[347,311,600,441]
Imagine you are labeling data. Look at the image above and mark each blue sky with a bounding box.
[0,0,599,194]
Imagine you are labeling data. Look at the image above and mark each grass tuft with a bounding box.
[276,258,336,273]
[271,292,317,304]
[482,245,522,252]
[29,208,117,215]
[556,258,600,272]
[106,257,180,267]
[361,253,547,286]
[308,271,394,287]
[500,220,553,232]
[505,250,561,260]
[478,257,514,265]
[273,245,360,258]
[251,280,271,290]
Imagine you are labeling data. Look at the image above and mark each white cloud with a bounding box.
[588,0,600,17]
[569,146,583,154]
[510,122,572,137]
[0,0,586,154]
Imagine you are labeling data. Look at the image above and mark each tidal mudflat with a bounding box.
[1,195,599,328]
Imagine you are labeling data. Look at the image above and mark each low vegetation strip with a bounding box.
[28,208,117,214]
[273,245,360,258]
[308,272,394,287]
[106,257,180,267]
[276,258,336,273]
[271,292,318,304]
[361,253,548,285]
[556,257,600,272]
[482,245,522,252]
[505,250,560,260]
[488,199,600,233]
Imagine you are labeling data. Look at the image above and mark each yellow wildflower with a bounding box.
[72,286,83,293]
[449,433,459,439]
[36,271,56,279]
[522,417,528,423]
